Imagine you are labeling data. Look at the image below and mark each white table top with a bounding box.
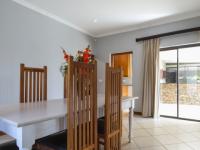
[0,99,67,127]
[0,96,138,128]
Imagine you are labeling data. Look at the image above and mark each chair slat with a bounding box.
[86,67,90,146]
[33,71,36,102]
[43,66,47,100]
[67,57,74,150]
[74,66,78,150]
[76,67,82,150]
[20,64,25,103]
[29,71,32,102]
[90,68,94,146]
[25,71,28,102]
[83,66,86,148]
[37,72,39,101]
[40,72,43,101]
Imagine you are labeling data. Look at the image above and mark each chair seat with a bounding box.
[33,130,67,150]
[0,141,19,150]
[98,117,105,135]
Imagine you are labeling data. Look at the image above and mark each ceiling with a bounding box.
[13,0,200,37]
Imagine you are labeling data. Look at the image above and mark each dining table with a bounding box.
[0,96,138,150]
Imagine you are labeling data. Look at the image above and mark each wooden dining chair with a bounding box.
[20,64,47,103]
[33,56,97,150]
[67,56,97,150]
[98,63,122,150]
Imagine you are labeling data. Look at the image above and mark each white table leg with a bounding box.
[128,101,133,143]
[16,127,35,150]
[0,121,33,150]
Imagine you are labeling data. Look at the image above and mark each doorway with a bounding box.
[160,43,200,121]
[111,51,133,97]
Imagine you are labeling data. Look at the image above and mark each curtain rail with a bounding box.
[136,27,200,42]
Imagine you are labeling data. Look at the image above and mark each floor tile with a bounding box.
[134,137,161,148]
[132,129,151,137]
[162,126,185,134]
[132,123,143,129]
[179,124,200,132]
[140,146,166,150]
[191,131,200,138]
[172,133,199,142]
[154,135,182,145]
[164,143,193,150]
[185,141,200,150]
[146,128,168,136]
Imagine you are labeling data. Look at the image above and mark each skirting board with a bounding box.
[134,111,142,115]
[122,111,142,116]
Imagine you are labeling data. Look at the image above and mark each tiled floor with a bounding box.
[1,115,200,150]
[121,115,200,150]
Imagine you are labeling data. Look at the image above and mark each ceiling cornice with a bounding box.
[12,0,95,37]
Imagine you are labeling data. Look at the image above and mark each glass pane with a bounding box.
[178,47,200,120]
[160,50,177,117]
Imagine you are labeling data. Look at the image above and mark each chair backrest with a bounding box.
[20,64,47,103]
[67,56,97,150]
[104,63,122,150]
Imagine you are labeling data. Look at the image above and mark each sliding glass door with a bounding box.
[179,47,200,120]
[160,50,178,117]
[160,44,200,121]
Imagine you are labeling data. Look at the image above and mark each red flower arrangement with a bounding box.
[60,45,95,76]
[76,45,95,64]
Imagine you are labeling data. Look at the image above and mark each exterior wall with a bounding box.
[161,83,200,105]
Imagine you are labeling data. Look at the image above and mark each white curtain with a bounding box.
[142,38,160,118]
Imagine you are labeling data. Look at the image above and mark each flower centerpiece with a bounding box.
[75,45,95,64]
[60,45,95,76]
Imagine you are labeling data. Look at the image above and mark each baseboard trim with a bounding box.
[122,111,142,116]
[134,111,142,115]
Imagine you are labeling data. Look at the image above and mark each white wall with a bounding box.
[0,0,94,104]
[94,17,200,112]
